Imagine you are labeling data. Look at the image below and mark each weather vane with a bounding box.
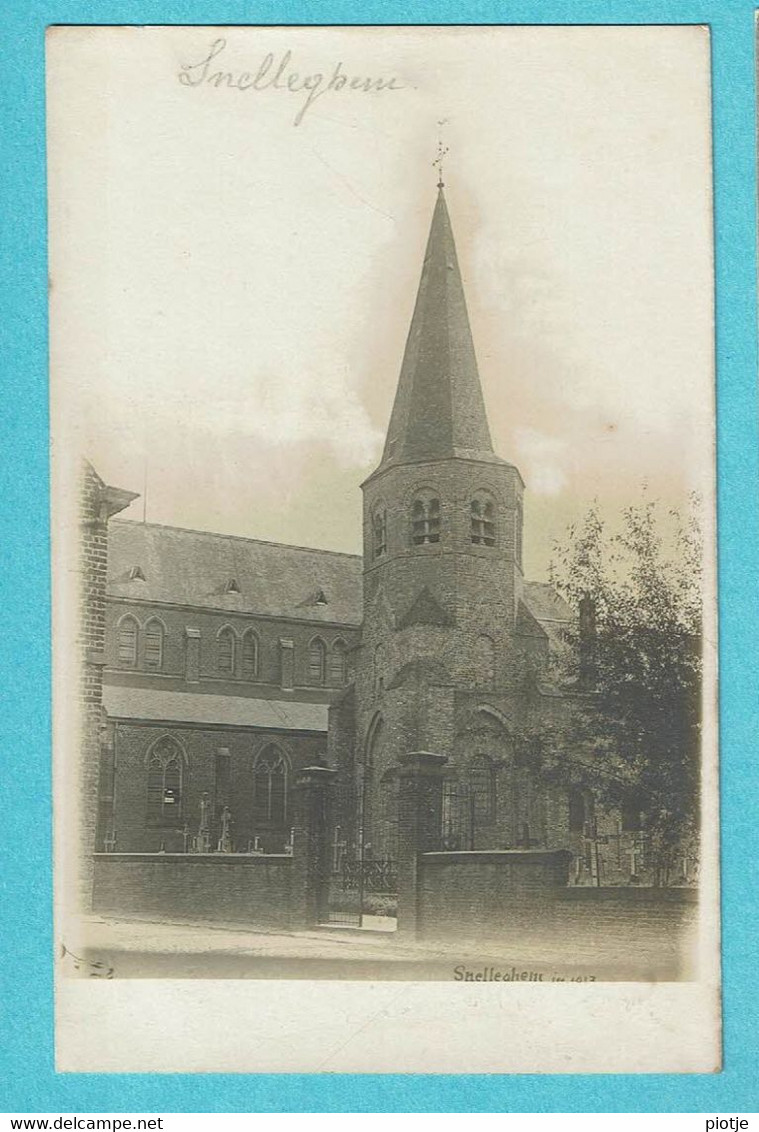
[433,119,449,189]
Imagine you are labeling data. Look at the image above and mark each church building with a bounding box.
[85,184,652,888]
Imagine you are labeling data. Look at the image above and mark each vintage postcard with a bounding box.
[48,24,720,1072]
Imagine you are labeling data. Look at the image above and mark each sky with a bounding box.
[48,25,715,579]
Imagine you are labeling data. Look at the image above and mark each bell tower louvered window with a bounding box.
[470,498,496,546]
[411,495,441,545]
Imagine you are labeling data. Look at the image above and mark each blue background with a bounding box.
[1,0,757,1113]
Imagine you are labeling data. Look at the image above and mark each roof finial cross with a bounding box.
[433,119,449,190]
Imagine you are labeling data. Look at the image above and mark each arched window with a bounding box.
[568,787,589,833]
[253,746,288,826]
[622,792,643,832]
[468,754,496,824]
[474,634,495,686]
[470,496,496,546]
[241,629,259,679]
[144,618,164,670]
[372,508,387,559]
[411,493,441,545]
[146,735,184,825]
[365,714,385,772]
[308,637,326,685]
[117,616,138,667]
[330,639,348,686]
[217,627,236,675]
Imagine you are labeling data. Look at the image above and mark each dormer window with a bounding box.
[128,566,145,581]
[225,578,241,594]
[372,508,387,558]
[314,589,328,606]
[411,495,441,545]
[470,498,496,546]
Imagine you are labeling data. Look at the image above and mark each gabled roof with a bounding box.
[378,188,500,472]
[521,581,573,624]
[105,523,572,641]
[521,581,574,648]
[106,520,363,625]
[516,599,548,640]
[396,585,454,629]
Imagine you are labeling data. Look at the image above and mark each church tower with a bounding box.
[355,184,529,855]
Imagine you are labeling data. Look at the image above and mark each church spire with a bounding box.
[379,186,496,469]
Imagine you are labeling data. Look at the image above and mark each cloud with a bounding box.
[514,427,569,496]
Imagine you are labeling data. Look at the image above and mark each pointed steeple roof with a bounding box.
[379,187,497,469]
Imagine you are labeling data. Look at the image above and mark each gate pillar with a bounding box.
[291,763,337,929]
[396,751,447,940]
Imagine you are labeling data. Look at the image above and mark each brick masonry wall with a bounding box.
[361,458,524,695]
[416,850,697,951]
[92,853,294,928]
[104,599,359,691]
[77,464,110,908]
[352,453,548,854]
[418,850,571,942]
[109,722,326,853]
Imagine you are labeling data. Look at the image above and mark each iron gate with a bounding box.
[322,856,398,928]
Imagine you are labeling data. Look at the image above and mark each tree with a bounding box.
[536,494,703,884]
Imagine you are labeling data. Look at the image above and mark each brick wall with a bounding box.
[104,599,359,692]
[108,722,326,853]
[360,457,524,697]
[92,853,295,928]
[418,849,572,940]
[76,464,112,908]
[416,850,697,955]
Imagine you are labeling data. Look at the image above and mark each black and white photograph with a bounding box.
[48,24,719,1073]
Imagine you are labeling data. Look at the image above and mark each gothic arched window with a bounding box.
[144,618,164,670]
[146,736,184,825]
[241,629,259,680]
[411,493,441,545]
[474,634,495,687]
[253,746,288,826]
[217,626,236,675]
[330,639,348,686]
[622,792,644,832]
[308,637,327,685]
[568,787,588,833]
[470,496,496,546]
[372,507,387,559]
[117,616,138,667]
[365,714,385,772]
[468,754,496,824]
